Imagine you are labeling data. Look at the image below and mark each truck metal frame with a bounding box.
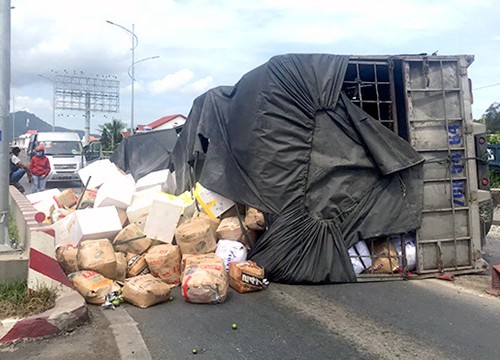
[342,54,491,280]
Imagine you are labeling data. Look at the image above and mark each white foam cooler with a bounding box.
[143,193,196,243]
[135,170,169,192]
[194,183,234,219]
[131,185,162,203]
[127,186,163,229]
[53,212,77,248]
[95,173,136,209]
[53,206,123,247]
[78,159,122,189]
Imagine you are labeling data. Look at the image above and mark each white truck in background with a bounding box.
[27,132,102,183]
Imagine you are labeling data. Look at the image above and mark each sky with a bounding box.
[10,0,500,134]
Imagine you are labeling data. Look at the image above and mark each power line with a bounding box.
[473,82,500,91]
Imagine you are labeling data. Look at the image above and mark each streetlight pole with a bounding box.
[127,55,160,81]
[106,20,138,134]
[0,0,10,247]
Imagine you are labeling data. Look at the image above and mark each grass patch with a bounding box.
[8,210,19,248]
[0,281,57,320]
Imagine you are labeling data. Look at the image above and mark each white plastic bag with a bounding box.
[391,233,416,271]
[215,240,248,273]
[348,240,372,275]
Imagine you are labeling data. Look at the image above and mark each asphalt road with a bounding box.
[4,270,500,360]
[125,276,500,360]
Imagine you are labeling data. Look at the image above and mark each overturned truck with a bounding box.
[170,54,491,283]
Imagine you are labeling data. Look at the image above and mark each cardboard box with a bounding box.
[113,223,152,255]
[53,189,78,209]
[115,252,127,282]
[175,217,218,255]
[368,239,399,274]
[194,183,234,219]
[69,270,119,305]
[216,217,258,249]
[54,206,123,247]
[182,262,228,304]
[216,217,243,240]
[126,253,150,277]
[145,244,181,285]
[77,188,97,209]
[228,261,266,293]
[55,244,79,275]
[77,239,117,279]
[193,212,221,234]
[122,274,173,308]
[244,207,266,231]
[181,253,223,275]
[95,173,136,209]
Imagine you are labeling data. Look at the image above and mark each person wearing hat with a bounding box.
[29,145,51,193]
[10,146,32,192]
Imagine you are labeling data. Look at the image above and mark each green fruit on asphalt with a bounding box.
[112,299,120,306]
[231,323,237,330]
[192,349,198,354]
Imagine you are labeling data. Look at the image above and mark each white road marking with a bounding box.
[101,306,152,360]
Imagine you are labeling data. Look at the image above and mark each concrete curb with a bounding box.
[0,186,89,344]
[0,288,89,343]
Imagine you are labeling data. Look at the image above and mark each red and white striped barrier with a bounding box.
[0,186,88,343]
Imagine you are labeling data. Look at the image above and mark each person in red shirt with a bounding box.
[29,145,51,193]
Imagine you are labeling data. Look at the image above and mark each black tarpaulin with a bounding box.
[170,54,424,283]
[111,128,179,181]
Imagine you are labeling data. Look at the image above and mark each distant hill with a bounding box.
[10,111,97,139]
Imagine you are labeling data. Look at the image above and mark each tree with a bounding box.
[98,119,125,151]
[484,102,500,134]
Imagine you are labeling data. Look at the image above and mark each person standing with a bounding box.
[29,145,51,193]
[10,146,32,192]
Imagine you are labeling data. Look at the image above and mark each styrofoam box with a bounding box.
[135,169,169,192]
[78,159,122,189]
[53,211,77,248]
[127,197,156,230]
[143,193,194,243]
[53,206,122,247]
[131,185,162,203]
[126,186,163,229]
[27,188,61,218]
[95,173,136,209]
[194,183,234,219]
